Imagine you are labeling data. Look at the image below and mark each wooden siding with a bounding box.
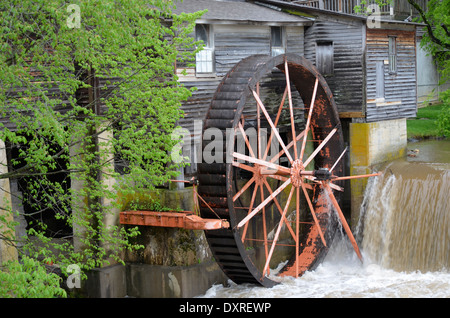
[286,26,305,57]
[1,68,73,131]
[365,28,417,122]
[175,24,305,176]
[177,24,305,137]
[304,19,365,116]
[214,25,304,76]
[214,25,270,77]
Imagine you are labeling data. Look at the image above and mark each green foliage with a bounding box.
[416,0,450,84]
[413,0,450,137]
[0,0,205,292]
[0,256,67,298]
[437,92,450,136]
[416,104,445,120]
[354,0,392,15]
[128,197,174,212]
[407,104,448,138]
[437,106,450,136]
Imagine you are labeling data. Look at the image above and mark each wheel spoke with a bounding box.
[303,175,344,191]
[323,183,363,262]
[298,178,314,190]
[241,182,259,243]
[260,183,269,270]
[284,60,298,159]
[233,152,291,175]
[300,77,319,161]
[269,129,306,164]
[233,175,256,202]
[260,172,289,182]
[332,172,381,181]
[330,146,348,173]
[303,127,337,168]
[301,183,327,247]
[262,178,296,239]
[263,186,295,276]
[238,121,257,159]
[326,181,344,192]
[251,89,293,163]
[257,82,262,159]
[237,178,291,228]
[231,161,257,173]
[263,86,288,161]
[295,187,300,277]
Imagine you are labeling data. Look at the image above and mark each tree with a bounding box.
[0,0,204,294]
[408,0,449,135]
[408,0,450,50]
[408,0,449,78]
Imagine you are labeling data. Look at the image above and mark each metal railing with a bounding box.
[296,0,390,14]
[294,0,428,16]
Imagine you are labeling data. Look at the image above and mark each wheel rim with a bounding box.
[198,54,358,287]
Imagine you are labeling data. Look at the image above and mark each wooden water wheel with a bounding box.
[197,54,375,287]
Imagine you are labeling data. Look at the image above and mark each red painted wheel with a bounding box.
[198,54,368,287]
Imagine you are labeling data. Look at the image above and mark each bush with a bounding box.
[437,91,450,137]
[0,256,67,298]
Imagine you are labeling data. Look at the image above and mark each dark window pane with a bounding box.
[196,24,209,46]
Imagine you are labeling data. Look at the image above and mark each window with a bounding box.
[388,36,397,73]
[271,26,285,56]
[195,24,214,74]
[376,61,385,99]
[316,42,334,75]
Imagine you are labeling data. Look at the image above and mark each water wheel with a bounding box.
[197,54,366,287]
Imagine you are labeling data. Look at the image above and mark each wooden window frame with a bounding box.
[388,35,397,74]
[315,41,334,76]
[195,24,215,76]
[376,60,385,99]
[270,26,286,57]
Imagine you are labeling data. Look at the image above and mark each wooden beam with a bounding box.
[120,211,229,230]
[339,111,364,118]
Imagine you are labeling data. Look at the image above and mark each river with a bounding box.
[200,139,450,298]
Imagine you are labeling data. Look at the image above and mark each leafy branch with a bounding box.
[407,0,450,50]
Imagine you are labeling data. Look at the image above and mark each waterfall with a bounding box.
[358,160,450,272]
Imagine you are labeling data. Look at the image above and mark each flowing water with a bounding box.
[200,139,450,298]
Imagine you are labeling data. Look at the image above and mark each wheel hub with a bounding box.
[290,159,305,188]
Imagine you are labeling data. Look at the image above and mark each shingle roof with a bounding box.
[172,0,313,25]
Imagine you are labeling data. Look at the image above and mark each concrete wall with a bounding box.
[416,36,450,104]
[349,118,407,227]
[80,260,227,298]
[126,260,227,298]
